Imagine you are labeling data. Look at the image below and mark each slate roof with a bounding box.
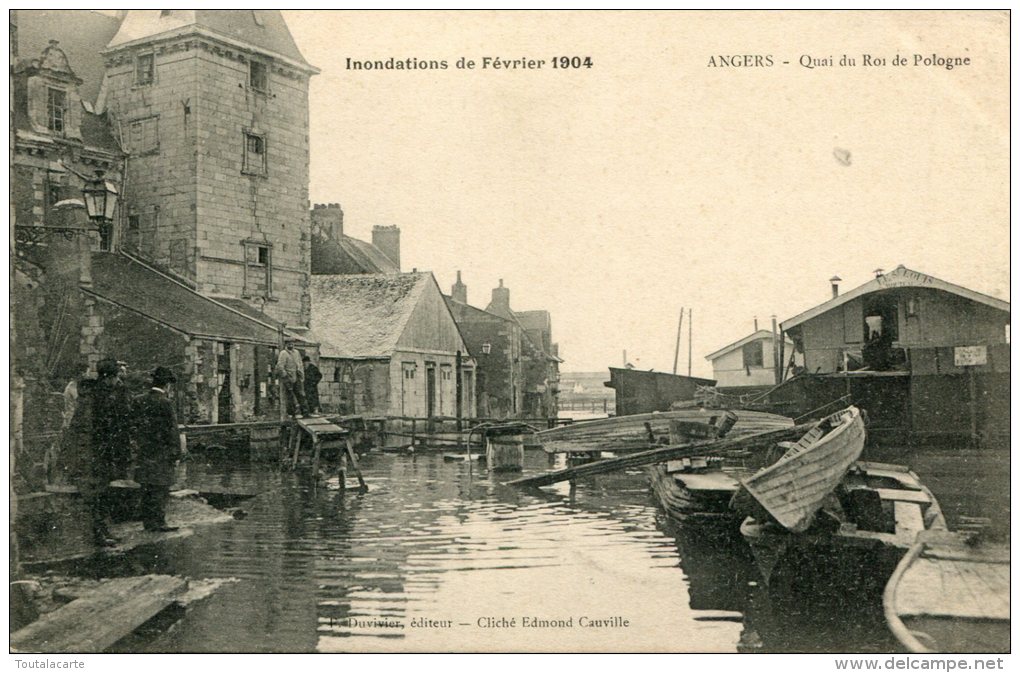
[214,298,316,346]
[88,253,282,345]
[106,10,314,70]
[15,10,121,103]
[311,234,399,275]
[310,273,431,358]
[13,12,123,155]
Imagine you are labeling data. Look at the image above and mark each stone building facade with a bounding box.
[101,10,319,328]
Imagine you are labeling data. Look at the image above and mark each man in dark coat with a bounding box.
[132,367,182,532]
[303,355,322,415]
[63,376,119,546]
[91,357,134,480]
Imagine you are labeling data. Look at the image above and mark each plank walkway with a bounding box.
[11,575,188,653]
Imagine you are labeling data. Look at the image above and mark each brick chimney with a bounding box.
[310,203,343,240]
[451,270,467,304]
[830,275,842,299]
[372,225,400,270]
[490,279,510,312]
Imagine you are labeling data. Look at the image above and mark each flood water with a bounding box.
[78,442,1006,654]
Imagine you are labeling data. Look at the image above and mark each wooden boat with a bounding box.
[884,530,1009,653]
[741,461,947,589]
[538,408,794,454]
[740,406,865,533]
[649,457,751,526]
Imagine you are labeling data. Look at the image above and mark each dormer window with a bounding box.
[136,53,154,86]
[46,87,66,134]
[249,60,268,93]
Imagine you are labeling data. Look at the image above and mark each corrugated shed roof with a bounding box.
[311,234,399,275]
[88,253,282,345]
[106,10,313,70]
[310,273,431,358]
[15,10,120,103]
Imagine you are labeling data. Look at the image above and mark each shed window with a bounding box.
[742,341,764,369]
[46,87,66,134]
[136,53,154,85]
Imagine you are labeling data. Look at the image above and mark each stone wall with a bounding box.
[104,35,313,328]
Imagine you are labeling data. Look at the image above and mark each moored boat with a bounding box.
[741,461,947,589]
[539,408,794,454]
[740,406,865,533]
[649,457,750,527]
[884,530,1009,653]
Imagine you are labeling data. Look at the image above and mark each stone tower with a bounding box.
[101,10,319,327]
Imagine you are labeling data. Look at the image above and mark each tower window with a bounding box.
[249,60,268,92]
[243,131,267,175]
[136,53,154,85]
[243,240,273,298]
[127,116,159,154]
[46,179,63,208]
[46,87,66,134]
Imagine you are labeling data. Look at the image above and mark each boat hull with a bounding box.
[540,409,794,453]
[741,406,865,533]
[648,463,744,528]
[884,531,1010,654]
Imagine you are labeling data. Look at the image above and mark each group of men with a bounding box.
[275,340,322,419]
[61,358,183,546]
[59,342,323,546]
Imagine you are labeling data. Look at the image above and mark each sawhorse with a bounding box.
[286,417,368,493]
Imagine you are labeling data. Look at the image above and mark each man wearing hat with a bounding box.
[92,357,133,480]
[275,340,308,418]
[132,366,183,532]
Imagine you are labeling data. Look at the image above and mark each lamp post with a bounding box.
[81,170,119,251]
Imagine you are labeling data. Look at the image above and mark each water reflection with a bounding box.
[78,444,1004,653]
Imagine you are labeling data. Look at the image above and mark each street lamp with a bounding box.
[81,170,119,250]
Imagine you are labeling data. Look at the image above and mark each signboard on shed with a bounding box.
[954,346,987,367]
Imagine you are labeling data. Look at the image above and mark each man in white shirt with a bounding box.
[275,341,308,418]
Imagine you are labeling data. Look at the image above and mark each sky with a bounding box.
[283,10,1009,376]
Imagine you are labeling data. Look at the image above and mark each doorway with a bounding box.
[425,363,437,418]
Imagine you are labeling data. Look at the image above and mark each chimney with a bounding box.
[310,203,343,240]
[753,316,758,331]
[830,275,842,299]
[873,268,885,278]
[451,270,467,304]
[487,277,510,316]
[372,225,400,270]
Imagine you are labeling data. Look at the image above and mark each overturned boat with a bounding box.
[539,408,794,454]
[740,406,865,534]
[740,461,947,589]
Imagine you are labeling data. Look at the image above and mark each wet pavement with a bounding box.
[62,441,1008,653]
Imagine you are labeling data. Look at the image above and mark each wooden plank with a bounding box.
[894,501,925,539]
[508,422,814,488]
[877,488,931,504]
[674,471,740,492]
[11,575,187,653]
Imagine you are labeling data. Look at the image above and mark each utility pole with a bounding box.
[687,308,693,377]
[672,308,684,375]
